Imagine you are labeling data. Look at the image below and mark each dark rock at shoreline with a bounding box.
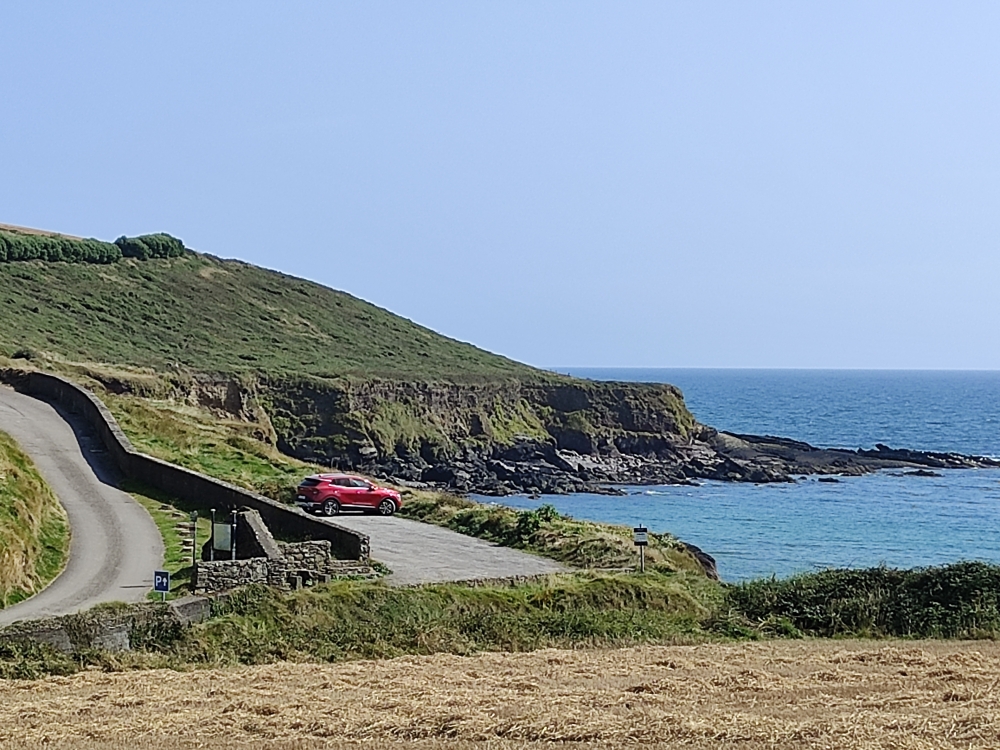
[359,427,1000,500]
[681,541,719,580]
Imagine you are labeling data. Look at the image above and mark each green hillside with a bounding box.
[0,248,549,383]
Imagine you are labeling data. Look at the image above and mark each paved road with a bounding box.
[0,386,163,625]
[330,515,566,585]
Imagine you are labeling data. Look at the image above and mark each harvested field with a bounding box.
[5,640,1000,749]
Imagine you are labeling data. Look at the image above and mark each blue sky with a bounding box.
[2,3,999,369]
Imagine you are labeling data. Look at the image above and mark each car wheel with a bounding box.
[377,499,396,516]
[322,499,340,517]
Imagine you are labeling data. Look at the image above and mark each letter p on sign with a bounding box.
[154,570,170,593]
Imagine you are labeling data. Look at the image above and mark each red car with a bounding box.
[296,473,402,517]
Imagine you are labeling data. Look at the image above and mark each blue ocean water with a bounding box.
[492,369,1000,581]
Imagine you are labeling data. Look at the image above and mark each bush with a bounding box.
[726,561,1000,638]
[115,233,186,260]
[0,230,121,265]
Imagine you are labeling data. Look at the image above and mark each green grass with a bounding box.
[0,253,553,382]
[124,482,212,599]
[0,431,70,608]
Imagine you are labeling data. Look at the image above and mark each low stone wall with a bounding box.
[0,595,223,654]
[2,369,369,560]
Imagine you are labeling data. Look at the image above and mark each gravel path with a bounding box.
[330,515,566,585]
[0,387,163,625]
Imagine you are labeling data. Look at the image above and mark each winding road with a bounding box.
[0,386,163,625]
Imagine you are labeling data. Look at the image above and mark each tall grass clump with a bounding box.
[0,431,70,608]
[725,562,1000,638]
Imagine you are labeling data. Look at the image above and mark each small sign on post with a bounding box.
[153,570,170,602]
[633,526,648,573]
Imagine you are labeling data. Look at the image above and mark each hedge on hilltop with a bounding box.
[0,231,121,264]
[114,233,186,260]
[0,229,187,265]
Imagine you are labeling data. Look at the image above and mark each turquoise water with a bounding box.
[492,369,1000,581]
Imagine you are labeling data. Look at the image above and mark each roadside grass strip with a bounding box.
[124,481,212,599]
[0,430,69,608]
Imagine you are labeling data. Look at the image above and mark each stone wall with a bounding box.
[194,551,377,593]
[1,369,369,560]
[194,558,271,593]
[0,595,221,654]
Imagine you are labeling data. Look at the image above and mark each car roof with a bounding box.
[310,473,364,481]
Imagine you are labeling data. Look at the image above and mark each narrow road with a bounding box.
[0,386,163,625]
[330,515,566,585]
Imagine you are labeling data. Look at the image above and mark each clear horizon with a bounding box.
[3,3,999,370]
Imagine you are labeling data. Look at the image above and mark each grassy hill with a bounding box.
[0,431,69,608]
[0,247,549,383]
[0,226,693,487]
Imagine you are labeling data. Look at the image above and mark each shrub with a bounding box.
[725,561,1000,638]
[0,230,121,265]
[115,233,186,260]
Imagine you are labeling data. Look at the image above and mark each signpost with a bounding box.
[153,570,170,601]
[633,526,648,573]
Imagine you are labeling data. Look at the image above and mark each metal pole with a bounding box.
[230,509,237,560]
[190,512,197,569]
[209,509,215,561]
[640,545,645,573]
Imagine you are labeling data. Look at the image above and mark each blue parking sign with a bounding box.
[154,570,170,593]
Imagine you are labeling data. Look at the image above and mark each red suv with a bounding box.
[296,474,402,517]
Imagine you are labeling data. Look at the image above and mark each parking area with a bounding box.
[328,515,566,585]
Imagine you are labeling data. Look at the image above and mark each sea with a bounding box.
[487,369,1000,582]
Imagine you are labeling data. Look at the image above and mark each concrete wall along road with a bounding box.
[4,370,369,561]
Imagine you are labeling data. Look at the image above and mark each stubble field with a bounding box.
[4,640,1000,749]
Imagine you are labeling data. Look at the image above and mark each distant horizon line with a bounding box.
[549,366,1000,373]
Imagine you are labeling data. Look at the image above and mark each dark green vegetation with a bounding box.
[0,226,185,266]
[113,233,185,260]
[725,562,1000,639]
[0,431,69,608]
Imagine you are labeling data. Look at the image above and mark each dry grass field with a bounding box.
[4,640,1000,749]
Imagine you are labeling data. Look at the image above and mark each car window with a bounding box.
[300,478,320,487]
[331,478,353,487]
[349,478,369,488]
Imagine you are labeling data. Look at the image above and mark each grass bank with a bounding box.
[0,571,722,678]
[6,561,1000,680]
[0,431,69,608]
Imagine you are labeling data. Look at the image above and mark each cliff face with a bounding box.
[258,375,696,493]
